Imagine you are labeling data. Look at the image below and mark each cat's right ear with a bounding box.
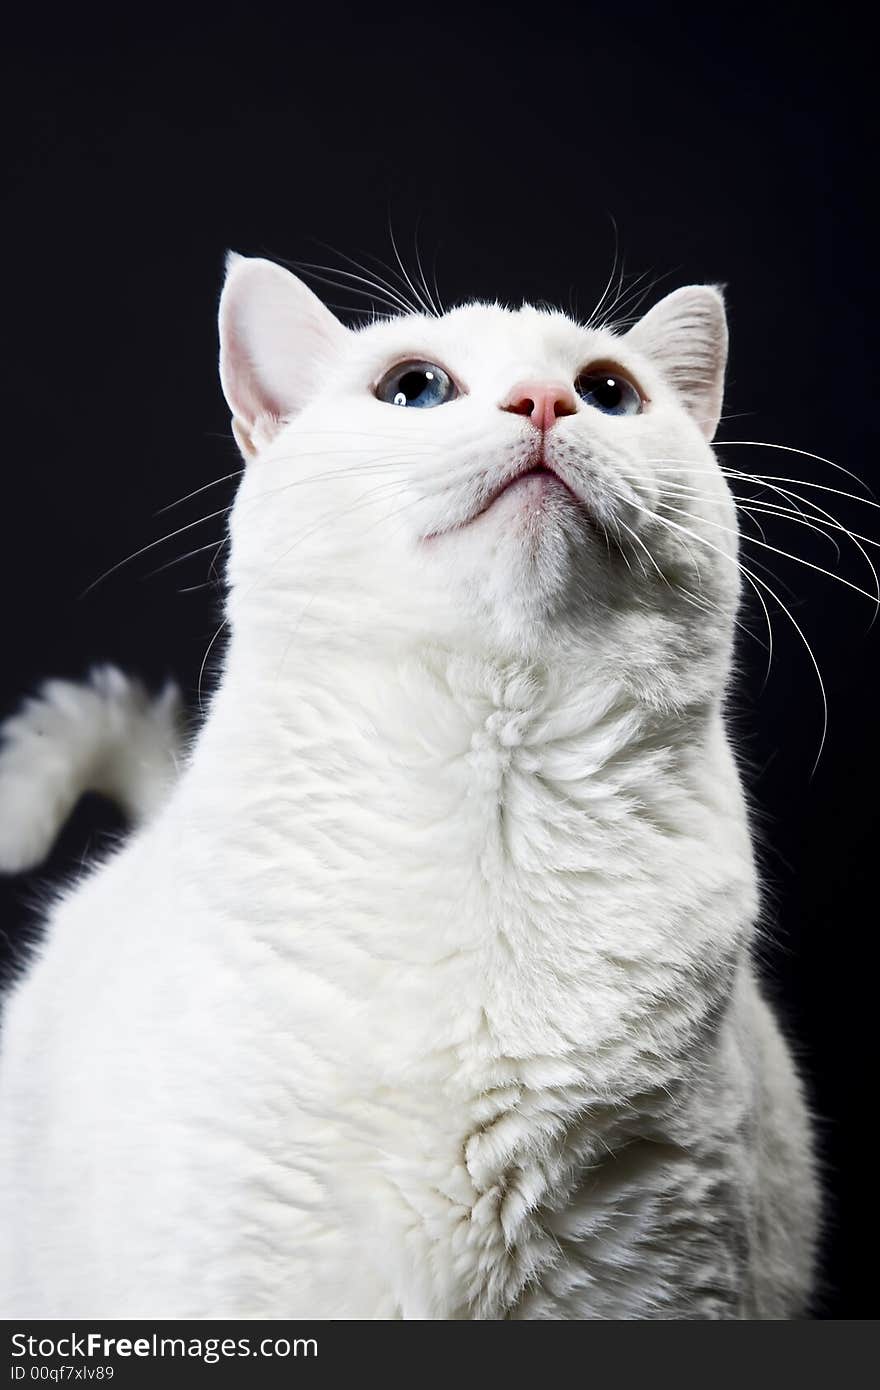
[219,254,350,458]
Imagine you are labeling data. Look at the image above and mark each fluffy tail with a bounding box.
[0,666,184,874]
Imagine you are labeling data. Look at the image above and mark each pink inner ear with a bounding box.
[218,256,349,453]
[625,286,727,440]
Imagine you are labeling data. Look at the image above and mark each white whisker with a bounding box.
[716,439,874,497]
[388,220,437,319]
[625,497,829,771]
[657,502,880,612]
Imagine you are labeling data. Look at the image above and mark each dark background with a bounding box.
[0,6,875,1318]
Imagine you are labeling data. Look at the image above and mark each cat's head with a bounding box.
[219,255,738,703]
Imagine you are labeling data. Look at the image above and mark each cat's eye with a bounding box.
[575,367,642,417]
[374,360,459,409]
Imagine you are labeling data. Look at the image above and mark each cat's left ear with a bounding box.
[219,253,350,457]
[625,286,728,440]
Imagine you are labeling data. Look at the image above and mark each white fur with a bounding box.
[0,667,182,874]
[0,259,818,1318]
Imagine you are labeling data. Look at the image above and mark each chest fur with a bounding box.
[170,658,756,1315]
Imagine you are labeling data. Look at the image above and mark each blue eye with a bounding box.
[575,368,642,416]
[375,360,458,408]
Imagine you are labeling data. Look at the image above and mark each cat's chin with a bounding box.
[424,460,587,545]
[439,469,595,566]
[427,490,608,650]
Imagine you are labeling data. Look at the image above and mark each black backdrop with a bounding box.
[0,6,875,1319]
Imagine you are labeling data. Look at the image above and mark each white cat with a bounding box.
[0,255,819,1318]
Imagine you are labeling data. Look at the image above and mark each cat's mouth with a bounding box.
[488,462,580,511]
[426,456,586,542]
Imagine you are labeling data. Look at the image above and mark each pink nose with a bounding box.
[501,380,578,431]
